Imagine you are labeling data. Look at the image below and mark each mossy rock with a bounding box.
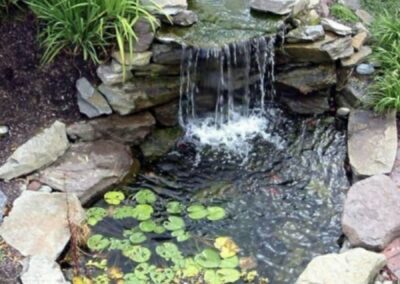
[140,127,183,161]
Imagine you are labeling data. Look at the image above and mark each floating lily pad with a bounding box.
[182,258,201,278]
[214,237,240,259]
[187,204,208,220]
[155,242,182,261]
[166,201,184,214]
[171,229,191,242]
[132,204,154,221]
[195,249,221,268]
[219,256,239,268]
[86,207,107,226]
[149,268,175,284]
[163,216,185,231]
[139,220,157,232]
[135,189,157,204]
[87,235,110,251]
[123,245,152,263]
[108,238,131,251]
[134,263,152,281]
[94,274,109,284]
[204,270,222,284]
[154,225,166,234]
[207,206,226,221]
[124,273,147,284]
[104,191,125,205]
[217,268,241,283]
[129,231,147,244]
[113,206,136,219]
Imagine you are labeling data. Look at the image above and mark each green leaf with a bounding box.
[149,268,175,284]
[139,220,157,232]
[108,238,131,251]
[129,231,147,244]
[187,204,208,220]
[217,268,241,283]
[166,201,184,214]
[135,189,156,204]
[153,225,166,234]
[207,207,226,221]
[124,273,147,284]
[219,256,239,268]
[132,204,154,221]
[163,216,185,231]
[104,191,125,205]
[113,206,136,219]
[86,207,107,226]
[204,270,222,284]
[171,229,191,242]
[134,263,152,281]
[155,242,182,261]
[195,249,221,268]
[123,245,151,263]
[87,235,110,251]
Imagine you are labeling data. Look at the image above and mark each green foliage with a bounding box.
[26,0,161,64]
[195,249,221,268]
[188,204,226,221]
[135,189,157,204]
[330,4,358,23]
[123,245,152,263]
[163,216,185,231]
[361,0,399,15]
[86,207,107,226]
[104,191,125,205]
[156,242,182,261]
[166,201,185,214]
[87,234,110,251]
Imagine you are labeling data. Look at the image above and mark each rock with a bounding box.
[140,127,182,161]
[0,121,69,180]
[131,64,180,77]
[152,44,182,65]
[321,36,354,60]
[133,18,156,52]
[348,110,397,177]
[250,0,301,15]
[341,46,372,67]
[153,101,179,126]
[21,256,68,284]
[356,63,375,75]
[142,0,188,15]
[338,0,360,10]
[38,185,52,193]
[37,140,134,205]
[276,65,336,95]
[286,25,325,43]
[0,190,7,223]
[296,248,386,284]
[67,112,155,145]
[390,141,400,189]
[281,93,330,114]
[112,51,152,66]
[96,63,133,85]
[356,9,374,25]
[352,31,368,51]
[99,77,180,115]
[383,238,400,279]
[336,76,370,108]
[337,107,351,117]
[342,175,400,250]
[0,191,84,260]
[0,125,8,137]
[354,22,370,36]
[76,77,112,118]
[169,10,198,26]
[321,18,353,36]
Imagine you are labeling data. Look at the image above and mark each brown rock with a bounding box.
[383,238,400,279]
[321,36,354,60]
[341,46,372,67]
[352,32,368,51]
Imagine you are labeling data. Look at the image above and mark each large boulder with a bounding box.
[99,77,180,115]
[250,0,304,15]
[348,110,397,177]
[67,112,156,145]
[21,256,68,284]
[36,140,134,205]
[0,121,69,180]
[296,248,386,284]
[342,175,400,250]
[336,76,370,108]
[0,191,84,260]
[276,65,336,95]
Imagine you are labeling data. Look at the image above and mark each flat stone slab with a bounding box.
[37,140,133,205]
[0,121,69,180]
[342,175,400,250]
[341,46,372,67]
[321,18,353,36]
[21,256,68,284]
[296,248,386,284]
[286,25,325,43]
[348,110,397,177]
[250,0,298,15]
[0,191,85,260]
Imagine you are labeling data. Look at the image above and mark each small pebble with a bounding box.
[336,107,351,117]
[38,185,52,193]
[356,63,375,75]
[0,125,9,136]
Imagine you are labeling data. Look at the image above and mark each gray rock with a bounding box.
[170,10,198,26]
[0,190,7,223]
[153,101,179,126]
[321,18,353,36]
[96,64,133,85]
[142,0,188,15]
[0,191,85,260]
[286,25,325,43]
[390,143,400,189]
[336,76,370,108]
[341,46,372,67]
[112,51,152,66]
[276,65,336,95]
[152,44,182,65]
[0,125,8,137]
[281,93,330,114]
[140,127,182,161]
[356,63,375,75]
[342,175,400,250]
[67,112,156,145]
[0,121,69,180]
[21,256,68,284]
[337,107,351,117]
[131,64,180,77]
[132,18,156,52]
[99,77,180,115]
[356,9,374,25]
[338,0,361,10]
[76,78,112,118]
[296,248,386,284]
[321,36,354,60]
[37,140,133,205]
[250,0,301,15]
[348,110,397,177]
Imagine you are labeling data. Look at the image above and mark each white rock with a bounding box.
[321,18,353,36]
[0,121,69,180]
[0,125,9,136]
[21,256,69,284]
[250,0,298,15]
[142,0,188,15]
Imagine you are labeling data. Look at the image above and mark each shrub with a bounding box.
[330,4,358,23]
[26,0,161,64]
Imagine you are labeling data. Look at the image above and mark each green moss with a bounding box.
[330,4,359,23]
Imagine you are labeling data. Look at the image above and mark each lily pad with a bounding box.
[123,245,152,263]
[104,191,125,205]
[207,206,226,221]
[204,270,222,284]
[129,231,147,244]
[132,204,154,221]
[214,237,240,259]
[219,256,239,268]
[139,220,157,232]
[113,206,136,219]
[87,235,110,251]
[187,204,208,220]
[149,268,175,284]
[135,189,157,204]
[108,238,131,251]
[166,201,184,214]
[163,216,185,231]
[171,229,191,242]
[86,207,107,226]
[124,273,147,284]
[154,225,166,234]
[182,258,201,278]
[156,242,182,261]
[195,249,221,268]
[134,263,152,281]
[217,268,241,283]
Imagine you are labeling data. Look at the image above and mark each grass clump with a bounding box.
[361,0,398,15]
[330,3,359,23]
[26,0,161,64]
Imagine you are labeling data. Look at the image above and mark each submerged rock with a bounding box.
[37,140,134,205]
[67,112,156,145]
[0,191,84,260]
[296,248,386,284]
[21,256,68,284]
[76,77,112,118]
[342,175,400,250]
[321,18,353,36]
[153,101,179,126]
[286,25,325,43]
[281,93,330,114]
[348,110,397,177]
[140,127,183,161]
[0,121,69,180]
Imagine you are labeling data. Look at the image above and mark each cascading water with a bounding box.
[178,36,282,156]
